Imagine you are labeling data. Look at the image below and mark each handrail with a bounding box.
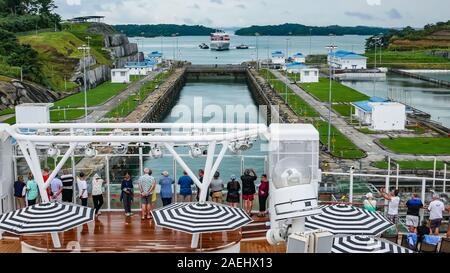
[324,171,449,182]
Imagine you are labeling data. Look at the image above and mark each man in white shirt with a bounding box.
[428,194,445,235]
[77,172,89,206]
[380,188,400,225]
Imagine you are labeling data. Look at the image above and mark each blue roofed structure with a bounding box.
[329,50,368,69]
[148,51,163,58]
[125,59,157,68]
[272,51,285,57]
[293,53,304,57]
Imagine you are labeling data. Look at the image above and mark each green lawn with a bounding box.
[372,160,447,171]
[260,69,319,117]
[298,77,369,103]
[0,108,14,116]
[365,49,450,69]
[379,137,450,155]
[54,82,128,108]
[357,128,379,134]
[106,72,169,118]
[313,119,366,159]
[332,104,353,117]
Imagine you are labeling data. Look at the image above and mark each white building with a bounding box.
[352,97,406,131]
[15,103,53,124]
[148,51,163,64]
[293,53,306,63]
[111,68,130,83]
[283,63,319,83]
[271,51,286,66]
[125,60,157,75]
[328,50,367,70]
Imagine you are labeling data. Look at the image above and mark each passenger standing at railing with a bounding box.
[258,174,269,218]
[13,175,26,209]
[363,193,377,212]
[405,194,423,233]
[226,175,240,208]
[92,174,105,218]
[210,172,224,204]
[380,188,400,225]
[178,171,194,202]
[120,172,134,216]
[26,173,38,206]
[241,168,258,216]
[77,172,89,207]
[159,171,174,206]
[138,168,155,220]
[428,194,445,236]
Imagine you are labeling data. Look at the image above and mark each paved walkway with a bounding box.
[0,114,13,123]
[271,70,450,164]
[75,72,159,123]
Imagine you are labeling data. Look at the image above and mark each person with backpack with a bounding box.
[226,175,240,208]
[13,175,27,209]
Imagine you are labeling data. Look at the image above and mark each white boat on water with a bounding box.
[210,30,230,51]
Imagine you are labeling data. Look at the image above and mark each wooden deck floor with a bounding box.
[0,240,21,253]
[20,212,241,253]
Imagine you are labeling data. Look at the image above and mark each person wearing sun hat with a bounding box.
[159,171,174,206]
[363,192,377,212]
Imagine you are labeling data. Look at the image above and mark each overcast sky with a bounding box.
[56,0,450,28]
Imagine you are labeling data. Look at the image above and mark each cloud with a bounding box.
[209,0,223,4]
[366,0,381,6]
[188,4,200,9]
[235,4,246,9]
[386,8,402,20]
[65,0,81,5]
[345,11,376,20]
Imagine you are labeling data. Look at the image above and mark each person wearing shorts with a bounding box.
[428,194,445,235]
[241,169,257,216]
[380,188,400,225]
[405,194,423,233]
[178,171,194,202]
[138,168,156,220]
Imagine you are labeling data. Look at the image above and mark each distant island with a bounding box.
[114,24,217,37]
[235,23,391,36]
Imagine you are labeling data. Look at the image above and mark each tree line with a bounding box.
[0,0,60,85]
[114,24,218,37]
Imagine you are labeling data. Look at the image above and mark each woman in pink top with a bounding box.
[258,174,269,217]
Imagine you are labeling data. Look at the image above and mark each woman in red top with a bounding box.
[42,167,52,201]
[258,174,269,217]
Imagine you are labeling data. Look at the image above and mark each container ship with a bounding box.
[210,30,230,51]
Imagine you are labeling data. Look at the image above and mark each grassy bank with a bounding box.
[379,137,450,155]
[18,31,111,91]
[372,160,447,171]
[261,69,319,117]
[298,77,369,103]
[365,50,450,69]
[54,82,128,108]
[106,72,168,118]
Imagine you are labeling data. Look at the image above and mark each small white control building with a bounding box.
[352,97,406,131]
[15,103,53,124]
[148,51,163,64]
[328,50,367,70]
[271,51,286,65]
[125,60,157,75]
[293,53,306,63]
[283,63,319,83]
[111,68,130,83]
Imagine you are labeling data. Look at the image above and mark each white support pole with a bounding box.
[16,141,49,203]
[420,178,426,222]
[206,141,229,183]
[432,157,437,189]
[396,164,400,190]
[105,155,111,210]
[50,232,61,248]
[200,141,217,202]
[349,168,354,204]
[384,176,389,215]
[164,143,202,190]
[191,233,200,248]
[444,164,447,193]
[0,230,3,240]
[45,143,78,189]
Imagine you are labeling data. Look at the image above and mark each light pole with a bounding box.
[255,32,260,70]
[78,45,90,123]
[326,34,337,152]
[373,36,381,96]
[85,36,92,90]
[285,38,290,104]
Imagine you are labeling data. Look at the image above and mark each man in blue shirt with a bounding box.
[50,175,64,203]
[159,171,175,206]
[178,171,194,202]
[405,194,423,233]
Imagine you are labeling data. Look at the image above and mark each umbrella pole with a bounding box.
[50,232,61,248]
[191,233,200,248]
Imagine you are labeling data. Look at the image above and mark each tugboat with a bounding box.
[199,43,209,49]
[236,44,249,49]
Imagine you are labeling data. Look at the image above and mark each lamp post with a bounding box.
[85,36,92,91]
[285,38,290,104]
[78,44,90,123]
[255,32,260,70]
[326,34,337,152]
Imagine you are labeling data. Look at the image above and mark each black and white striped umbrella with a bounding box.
[151,202,253,234]
[332,235,414,253]
[0,202,95,234]
[305,204,393,236]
